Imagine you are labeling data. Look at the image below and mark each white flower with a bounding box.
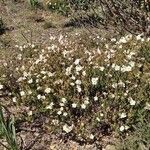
[91,77,99,85]
[52,119,59,125]
[41,71,46,75]
[46,102,54,110]
[114,65,121,71]
[147,37,150,42]
[70,82,75,86]
[20,91,25,96]
[84,100,89,105]
[125,125,129,130]
[119,37,127,44]
[60,103,64,107]
[54,79,63,85]
[36,79,39,83]
[121,65,132,72]
[60,107,64,111]
[85,97,89,101]
[23,71,28,77]
[63,124,73,133]
[112,83,118,88]
[97,47,101,54]
[62,98,67,103]
[57,111,62,115]
[0,84,3,90]
[28,79,33,84]
[74,59,80,65]
[144,102,150,110]
[118,81,125,87]
[48,72,55,77]
[120,126,125,132]
[96,117,100,122]
[89,134,94,139]
[17,54,22,60]
[63,112,68,116]
[136,34,142,40]
[28,90,32,95]
[129,61,135,67]
[66,65,73,76]
[37,94,41,100]
[99,66,105,71]
[119,45,122,49]
[71,75,76,80]
[41,95,46,100]
[111,38,116,42]
[105,44,109,49]
[125,34,132,40]
[81,104,86,109]
[75,65,83,72]
[110,94,115,98]
[82,71,86,76]
[129,97,136,106]
[76,85,82,93]
[120,113,127,119]
[72,103,77,108]
[12,97,17,103]
[94,96,98,101]
[3,62,7,67]
[28,111,32,116]
[100,113,104,117]
[37,86,41,90]
[58,34,63,43]
[75,80,82,85]
[31,44,35,48]
[125,66,132,72]
[17,77,24,82]
[45,88,51,94]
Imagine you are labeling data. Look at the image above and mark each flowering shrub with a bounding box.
[0,33,150,141]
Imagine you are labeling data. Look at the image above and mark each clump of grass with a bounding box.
[46,0,70,15]
[116,121,150,150]
[0,105,19,150]
[28,0,43,9]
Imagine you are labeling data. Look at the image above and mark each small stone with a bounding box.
[104,145,116,150]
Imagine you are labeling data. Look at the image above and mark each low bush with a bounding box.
[0,33,150,141]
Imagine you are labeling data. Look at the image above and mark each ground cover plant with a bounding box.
[0,32,150,149]
[0,0,150,149]
[116,121,150,150]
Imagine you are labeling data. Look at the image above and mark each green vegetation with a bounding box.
[0,34,150,143]
[116,122,150,150]
[29,0,41,8]
[0,106,18,150]
[0,0,150,149]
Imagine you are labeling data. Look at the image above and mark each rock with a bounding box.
[104,145,116,150]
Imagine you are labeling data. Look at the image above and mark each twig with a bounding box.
[0,141,9,150]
